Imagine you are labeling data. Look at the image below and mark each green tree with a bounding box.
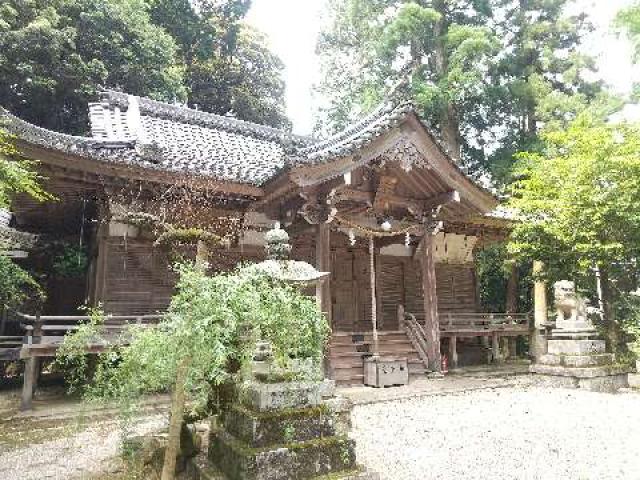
[0,0,185,134]
[0,129,49,308]
[149,0,290,128]
[0,128,51,208]
[489,0,614,181]
[57,263,328,480]
[317,0,499,166]
[316,0,605,177]
[507,113,640,353]
[616,1,640,62]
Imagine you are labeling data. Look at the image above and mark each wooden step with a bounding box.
[328,329,431,385]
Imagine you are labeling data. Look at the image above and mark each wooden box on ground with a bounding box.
[363,356,409,388]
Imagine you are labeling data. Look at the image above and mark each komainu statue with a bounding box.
[553,280,594,332]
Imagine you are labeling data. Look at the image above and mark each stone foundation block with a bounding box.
[209,430,356,480]
[538,353,614,368]
[577,374,629,393]
[547,339,605,356]
[238,381,322,412]
[628,373,640,389]
[222,404,336,448]
[530,363,629,378]
[323,397,353,437]
[531,375,580,389]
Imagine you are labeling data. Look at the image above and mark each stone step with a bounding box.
[222,405,337,448]
[335,375,364,386]
[210,430,357,480]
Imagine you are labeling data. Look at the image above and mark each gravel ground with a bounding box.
[0,415,166,480]
[351,387,640,480]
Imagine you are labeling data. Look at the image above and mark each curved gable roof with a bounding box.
[1,91,498,214]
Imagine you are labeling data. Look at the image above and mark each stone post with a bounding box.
[531,260,548,360]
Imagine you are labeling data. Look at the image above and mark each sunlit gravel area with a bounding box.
[0,414,166,480]
[351,387,640,480]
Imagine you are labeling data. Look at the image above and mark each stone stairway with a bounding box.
[328,331,429,386]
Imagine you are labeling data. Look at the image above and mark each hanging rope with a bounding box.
[369,236,379,357]
[335,214,419,238]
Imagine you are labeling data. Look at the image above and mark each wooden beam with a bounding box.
[424,190,460,212]
[420,232,442,372]
[316,224,332,327]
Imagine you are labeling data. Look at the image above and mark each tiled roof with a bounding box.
[1,92,311,186]
[0,91,475,189]
[292,100,415,164]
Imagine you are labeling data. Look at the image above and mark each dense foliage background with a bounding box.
[316,0,619,180]
[0,0,289,133]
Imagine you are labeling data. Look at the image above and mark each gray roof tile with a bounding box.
[1,91,476,189]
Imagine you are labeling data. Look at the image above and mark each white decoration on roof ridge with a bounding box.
[126,95,148,144]
[100,90,312,147]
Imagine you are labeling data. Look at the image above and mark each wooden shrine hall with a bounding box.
[1,91,530,390]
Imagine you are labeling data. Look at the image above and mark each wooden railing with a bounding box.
[17,313,163,356]
[398,307,532,370]
[398,305,431,371]
[439,312,531,334]
[0,335,24,360]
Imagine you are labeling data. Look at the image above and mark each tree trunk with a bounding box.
[506,261,519,314]
[161,358,190,480]
[597,266,626,355]
[161,239,206,480]
[432,0,462,163]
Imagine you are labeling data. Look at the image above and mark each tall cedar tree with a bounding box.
[316,0,605,179]
[149,0,290,128]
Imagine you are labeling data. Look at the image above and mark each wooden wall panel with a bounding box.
[98,238,264,315]
[378,257,404,330]
[435,264,478,314]
[101,239,175,315]
[394,259,479,320]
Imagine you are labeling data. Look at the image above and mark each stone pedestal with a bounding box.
[531,336,630,393]
[530,280,631,393]
[628,360,640,389]
[206,381,378,480]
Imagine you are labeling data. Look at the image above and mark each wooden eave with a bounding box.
[288,114,498,217]
[16,141,265,199]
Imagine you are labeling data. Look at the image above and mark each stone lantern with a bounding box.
[204,226,378,480]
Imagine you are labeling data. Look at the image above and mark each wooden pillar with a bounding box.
[449,336,458,369]
[420,233,441,372]
[531,260,548,360]
[20,356,38,411]
[492,331,502,363]
[506,260,519,359]
[316,224,332,327]
[92,231,108,305]
[196,239,209,271]
[368,236,380,356]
